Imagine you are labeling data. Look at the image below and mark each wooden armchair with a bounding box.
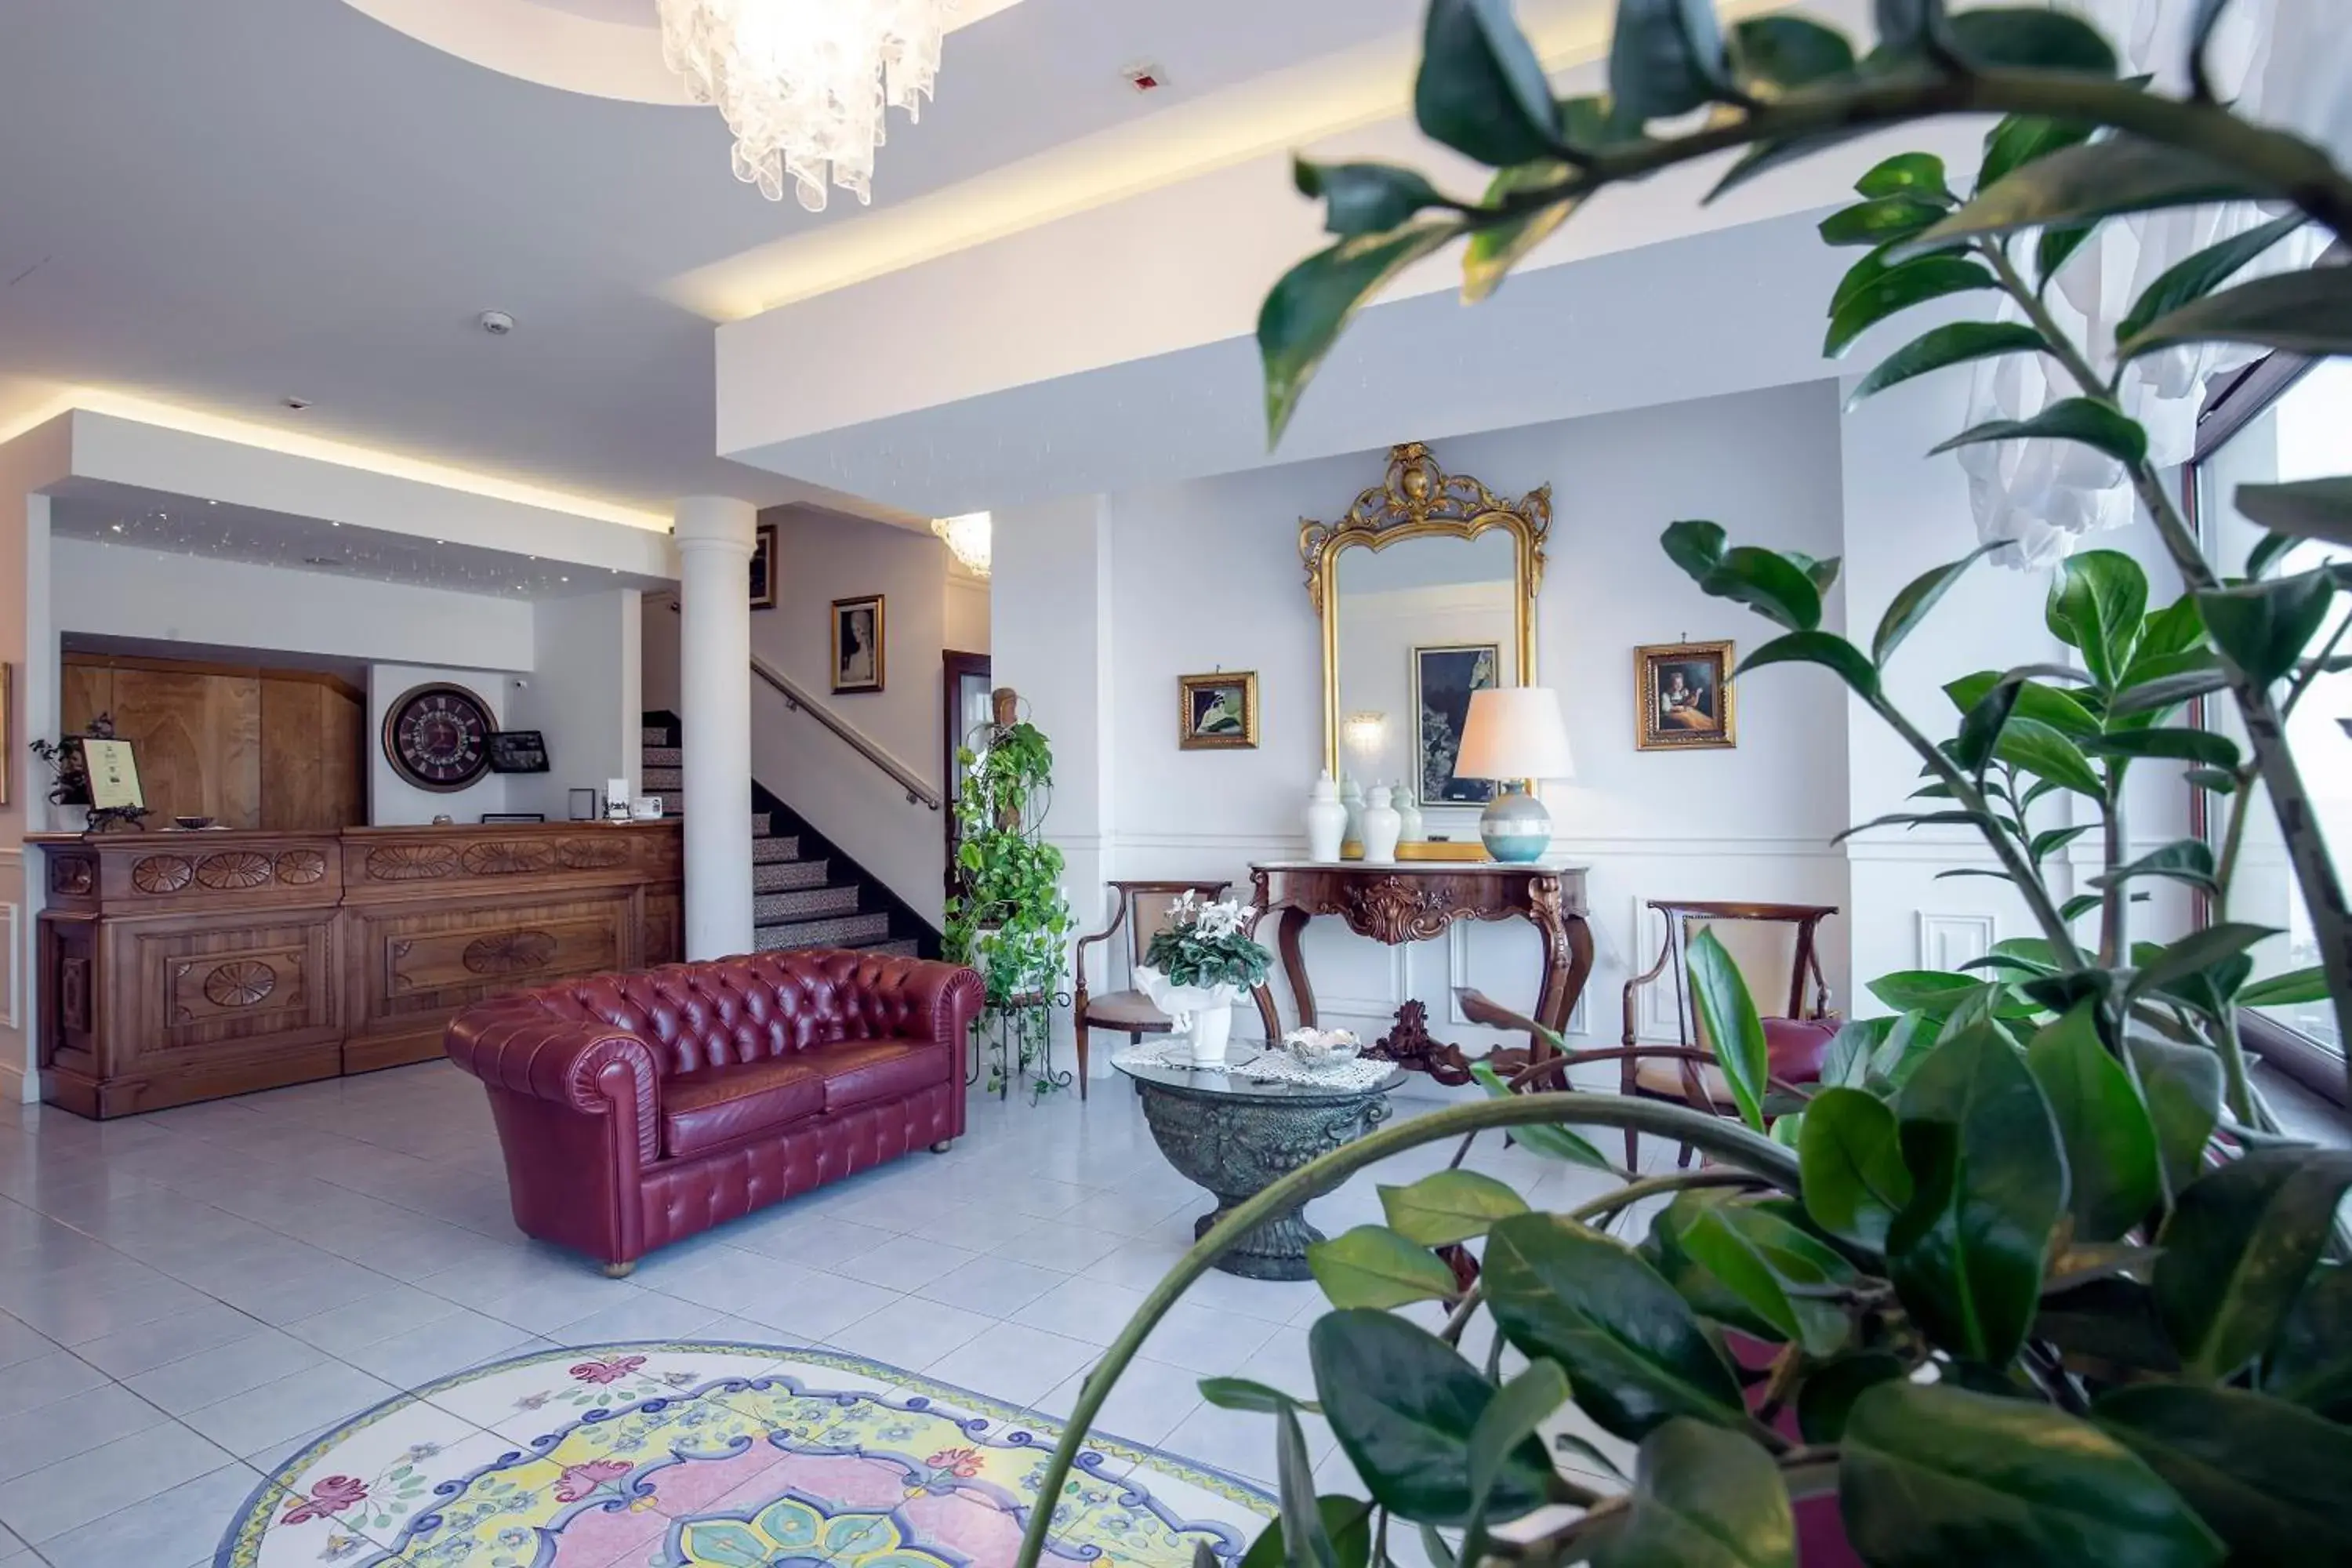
[1072,879,1232,1102]
[1621,901,1840,1166]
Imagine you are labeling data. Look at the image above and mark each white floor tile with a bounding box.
[987,1222,1125,1273]
[827,1235,978,1292]
[0,1352,105,1421]
[179,1360,402,1461]
[29,1461,267,1567]
[281,1283,468,1357]
[69,1301,271,1380]
[921,1321,1096,1410]
[123,1329,331,1415]
[0,1320,53,1375]
[0,1419,234,1544]
[826,1295,996,1365]
[1034,1353,1207,1449]
[0,1383,169,1482]
[916,1254,1066,1316]
[339,1309,538,1392]
[1010,1276,1148,1347]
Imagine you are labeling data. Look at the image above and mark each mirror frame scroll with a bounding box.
[1300,441,1551,785]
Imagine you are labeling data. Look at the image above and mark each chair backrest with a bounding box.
[1114,879,1234,971]
[1650,901,1838,1047]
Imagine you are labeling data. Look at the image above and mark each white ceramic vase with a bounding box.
[1339,775,1365,850]
[1305,771,1348,862]
[1394,786,1424,847]
[1361,785,1403,862]
[1185,989,1238,1065]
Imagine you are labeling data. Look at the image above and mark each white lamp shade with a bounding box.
[1454,687,1576,781]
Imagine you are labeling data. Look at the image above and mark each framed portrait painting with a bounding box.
[831,594,886,693]
[1178,671,1259,750]
[749,523,779,611]
[1636,641,1736,750]
[1413,643,1501,804]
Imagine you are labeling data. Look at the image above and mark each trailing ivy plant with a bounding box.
[1009,3,2352,1565]
[944,717,1075,1095]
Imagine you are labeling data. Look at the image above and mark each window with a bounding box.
[2189,356,2352,1101]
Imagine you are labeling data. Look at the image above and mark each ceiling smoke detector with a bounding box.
[478,310,516,336]
[1122,61,1167,93]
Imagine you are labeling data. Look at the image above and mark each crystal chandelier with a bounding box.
[655,0,954,212]
[931,511,991,578]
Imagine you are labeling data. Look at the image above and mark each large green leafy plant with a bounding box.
[944,718,1074,1094]
[1011,2,2352,1564]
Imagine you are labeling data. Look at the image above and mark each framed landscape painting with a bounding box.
[1414,642,1500,804]
[1636,640,1736,750]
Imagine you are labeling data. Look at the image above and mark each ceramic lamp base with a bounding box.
[1479,786,1552,863]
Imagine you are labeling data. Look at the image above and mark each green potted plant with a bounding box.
[1134,891,1274,1065]
[1014,2,2352,1564]
[945,714,1076,1095]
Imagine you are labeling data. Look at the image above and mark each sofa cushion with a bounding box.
[815,1038,949,1113]
[662,1057,826,1159]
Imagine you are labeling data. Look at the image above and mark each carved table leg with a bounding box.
[1528,878,1595,1092]
[1277,906,1316,1029]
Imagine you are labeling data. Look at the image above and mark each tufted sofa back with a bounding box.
[510,949,960,1076]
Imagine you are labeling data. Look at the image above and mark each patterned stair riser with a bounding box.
[751,837,802,864]
[642,746,681,768]
[753,858,831,892]
[641,767,683,793]
[640,724,670,747]
[753,885,861,924]
[755,912,892,950]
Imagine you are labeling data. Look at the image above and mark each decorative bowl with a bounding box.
[173,815,214,830]
[1282,1026,1362,1067]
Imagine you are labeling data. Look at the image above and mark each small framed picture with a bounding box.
[750,521,779,611]
[480,812,547,824]
[1178,671,1260,750]
[81,738,145,809]
[1636,641,1737,750]
[1413,642,1502,804]
[487,731,550,774]
[832,593,886,694]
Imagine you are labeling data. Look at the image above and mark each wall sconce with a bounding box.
[1342,710,1388,761]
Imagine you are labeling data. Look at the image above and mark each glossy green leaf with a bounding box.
[2115,212,2307,346]
[2155,1149,2352,1379]
[1240,1498,1372,1568]
[1976,112,2094,192]
[1931,397,2150,468]
[1907,138,2269,255]
[2028,822,2092,864]
[1841,1381,2223,1568]
[1661,518,1729,581]
[1737,630,1881,698]
[1610,0,1729,125]
[1945,5,2118,72]
[1820,194,1948,249]
[1846,321,2049,409]
[1261,220,1463,443]
[1873,0,1934,53]
[2128,922,2277,1000]
[1274,1399,1339,1568]
[1200,1377,1318,1414]
[1889,1025,2068,1365]
[2035,222,2093,289]
[1824,254,1995,357]
[2137,593,2208,659]
[2238,964,2328,1006]
[2108,668,2230,717]
[1700,546,1822,632]
[1868,970,1987,1015]
[2097,1384,2352,1566]
[2125,1034,2223,1205]
[1952,674,2023,775]
[1482,1212,1744,1440]
[1307,1225,1459,1309]
[2260,1262,2352,1421]
[1947,670,2099,735]
[1414,0,1560,167]
[1379,1169,1530,1247]
[1796,1351,1904,1445]
[2026,1004,2161,1242]
[1463,159,1580,303]
[2047,548,2148,686]
[1461,1361,1571,1557]
[1798,1086,1914,1250]
[2196,572,2336,685]
[2080,728,2240,769]
[1994,715,2106,798]
[1677,1201,1855,1356]
[2118,267,2352,361]
[1873,543,1998,666]
[2234,475,2352,548]
[1593,1418,1795,1568]
[1728,15,1856,95]
[1686,927,1769,1131]
[1308,1309,1552,1527]
[1855,151,1949,201]
[2089,837,2219,895]
[1467,1061,1619,1169]
[1830,809,1994,844]
[1295,160,1450,239]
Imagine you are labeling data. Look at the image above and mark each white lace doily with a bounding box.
[1112,1040,1396,1091]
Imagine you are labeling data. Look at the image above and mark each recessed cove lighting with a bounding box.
[281,397,311,411]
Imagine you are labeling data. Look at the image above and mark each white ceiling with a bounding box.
[0,0,1429,521]
[46,480,670,599]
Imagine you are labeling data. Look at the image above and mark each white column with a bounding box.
[673,496,757,960]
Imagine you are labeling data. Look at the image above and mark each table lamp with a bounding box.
[1454,687,1576,862]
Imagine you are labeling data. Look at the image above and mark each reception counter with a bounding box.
[29,820,683,1117]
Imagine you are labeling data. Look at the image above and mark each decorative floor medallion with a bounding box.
[218,1341,1276,1567]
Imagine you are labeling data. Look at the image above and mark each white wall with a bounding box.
[946,572,990,653]
[506,589,643,819]
[0,419,70,1100]
[368,663,516,825]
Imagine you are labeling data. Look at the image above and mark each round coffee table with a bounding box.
[1115,1051,1405,1280]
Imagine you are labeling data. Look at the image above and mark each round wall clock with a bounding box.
[383,682,495,792]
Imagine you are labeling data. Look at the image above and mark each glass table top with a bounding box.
[1112,1047,1406,1102]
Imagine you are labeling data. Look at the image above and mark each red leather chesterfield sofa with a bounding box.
[445,949,983,1275]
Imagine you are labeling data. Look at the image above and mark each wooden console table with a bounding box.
[30,821,683,1118]
[1246,861,1594,1084]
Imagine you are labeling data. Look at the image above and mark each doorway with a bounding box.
[943,651,993,901]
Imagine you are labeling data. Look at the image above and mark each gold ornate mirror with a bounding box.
[1301,442,1550,853]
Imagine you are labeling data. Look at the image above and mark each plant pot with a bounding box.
[1134,968,1240,1065]
[1184,992,1237,1065]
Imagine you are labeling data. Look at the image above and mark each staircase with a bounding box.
[641,713,929,960]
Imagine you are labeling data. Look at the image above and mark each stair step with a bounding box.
[755,911,892,951]
[641,724,670,747]
[754,858,829,891]
[642,746,681,768]
[753,811,773,837]
[641,767,683,792]
[755,885,861,923]
[862,938,920,959]
[752,836,802,864]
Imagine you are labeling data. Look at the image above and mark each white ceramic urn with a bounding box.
[1305,771,1348,862]
[1361,785,1403,862]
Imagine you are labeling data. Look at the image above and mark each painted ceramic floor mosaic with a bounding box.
[217,1341,1276,1568]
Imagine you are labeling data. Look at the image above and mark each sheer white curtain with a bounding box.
[1960,0,2352,565]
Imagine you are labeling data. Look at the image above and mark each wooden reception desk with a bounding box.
[29,820,684,1118]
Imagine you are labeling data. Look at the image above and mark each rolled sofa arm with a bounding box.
[445,995,662,1167]
[875,956,986,1048]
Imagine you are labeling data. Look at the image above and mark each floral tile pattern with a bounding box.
[218,1341,1275,1568]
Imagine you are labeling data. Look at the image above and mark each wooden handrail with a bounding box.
[749,651,942,811]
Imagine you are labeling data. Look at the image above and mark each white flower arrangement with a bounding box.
[1141,892,1272,991]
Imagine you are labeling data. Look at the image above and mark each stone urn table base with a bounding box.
[1115,1051,1403,1280]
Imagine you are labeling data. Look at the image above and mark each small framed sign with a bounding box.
[81,739,144,810]
[487,731,550,774]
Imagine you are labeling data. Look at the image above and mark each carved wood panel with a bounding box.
[168,946,309,1026]
[361,898,626,1022]
[129,917,336,1057]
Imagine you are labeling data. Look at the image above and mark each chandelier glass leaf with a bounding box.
[656,0,954,212]
[931,511,992,578]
